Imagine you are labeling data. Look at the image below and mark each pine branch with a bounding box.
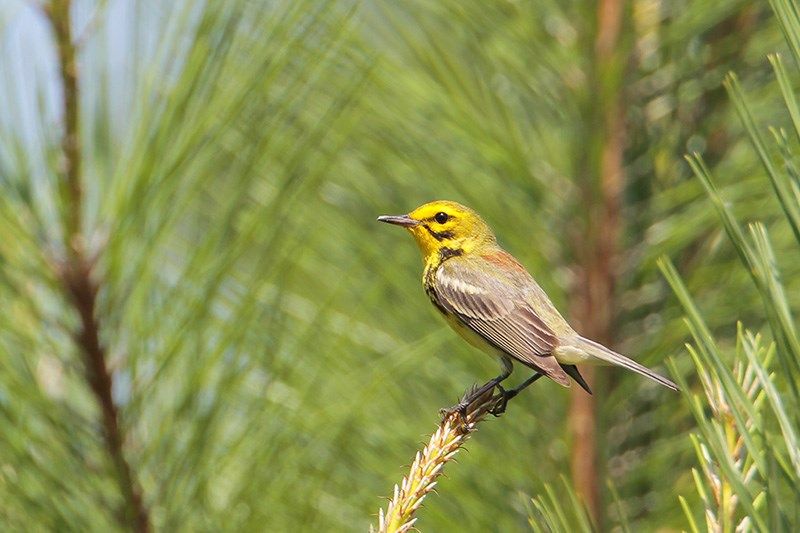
[46,0,82,242]
[59,257,149,532]
[45,1,150,531]
[372,387,507,533]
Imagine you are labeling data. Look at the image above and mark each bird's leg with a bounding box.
[440,358,513,420]
[489,372,544,416]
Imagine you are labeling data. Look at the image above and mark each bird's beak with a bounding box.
[377,214,420,227]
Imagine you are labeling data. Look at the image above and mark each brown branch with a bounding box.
[46,0,82,243]
[568,0,628,524]
[372,388,506,533]
[61,258,150,533]
[45,1,150,531]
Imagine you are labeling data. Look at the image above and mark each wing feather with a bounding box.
[434,258,570,386]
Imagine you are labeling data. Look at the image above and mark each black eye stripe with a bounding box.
[422,224,454,241]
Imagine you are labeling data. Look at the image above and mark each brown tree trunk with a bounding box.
[568,0,627,525]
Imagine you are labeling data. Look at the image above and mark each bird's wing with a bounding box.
[433,255,571,387]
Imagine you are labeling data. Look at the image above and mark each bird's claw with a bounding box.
[441,383,512,421]
[440,385,483,424]
[489,385,510,417]
[439,402,469,423]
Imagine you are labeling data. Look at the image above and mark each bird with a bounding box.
[378,200,678,414]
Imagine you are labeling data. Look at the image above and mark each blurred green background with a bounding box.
[1,0,799,531]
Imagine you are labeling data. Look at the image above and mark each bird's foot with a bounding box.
[439,383,486,424]
[489,385,526,417]
[439,399,470,424]
[488,385,509,417]
[440,381,510,424]
[439,404,468,422]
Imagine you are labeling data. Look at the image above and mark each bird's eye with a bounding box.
[434,212,449,224]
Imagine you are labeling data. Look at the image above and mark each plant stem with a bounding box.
[45,1,150,531]
[373,388,507,533]
[61,257,150,533]
[47,0,82,243]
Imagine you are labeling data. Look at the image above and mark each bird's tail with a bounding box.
[565,336,679,391]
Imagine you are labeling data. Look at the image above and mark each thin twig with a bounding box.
[45,1,150,531]
[372,387,507,533]
[46,0,82,243]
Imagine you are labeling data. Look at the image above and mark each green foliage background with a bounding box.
[1,0,799,531]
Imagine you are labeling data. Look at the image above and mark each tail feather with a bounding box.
[562,364,592,394]
[567,336,679,391]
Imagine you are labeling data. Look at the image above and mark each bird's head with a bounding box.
[378,200,497,261]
